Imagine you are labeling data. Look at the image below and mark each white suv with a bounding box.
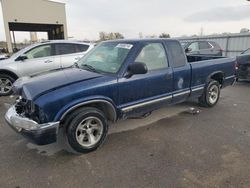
[0,40,95,95]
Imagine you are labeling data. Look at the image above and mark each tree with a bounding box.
[99,32,124,41]
[240,28,250,33]
[159,33,170,38]
[113,32,124,39]
[99,32,106,41]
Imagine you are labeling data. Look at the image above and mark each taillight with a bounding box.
[219,49,223,56]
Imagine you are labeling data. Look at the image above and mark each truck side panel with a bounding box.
[190,57,236,98]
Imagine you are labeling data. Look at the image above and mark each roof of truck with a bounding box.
[105,38,179,43]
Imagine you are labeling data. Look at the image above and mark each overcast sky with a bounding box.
[0,0,250,42]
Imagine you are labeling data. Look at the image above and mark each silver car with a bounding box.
[0,40,94,95]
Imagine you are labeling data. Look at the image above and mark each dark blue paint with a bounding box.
[18,39,235,125]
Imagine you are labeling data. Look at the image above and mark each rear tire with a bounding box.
[199,80,220,107]
[65,107,109,153]
[0,74,15,96]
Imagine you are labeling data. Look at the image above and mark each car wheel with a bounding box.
[199,80,220,107]
[66,107,108,153]
[0,74,15,96]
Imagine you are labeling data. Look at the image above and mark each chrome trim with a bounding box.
[121,95,172,112]
[5,105,59,131]
[191,86,204,92]
[225,75,235,80]
[60,99,117,121]
[173,90,190,97]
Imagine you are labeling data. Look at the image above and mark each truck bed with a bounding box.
[190,56,236,89]
[187,55,225,63]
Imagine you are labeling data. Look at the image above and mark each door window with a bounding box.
[76,44,89,52]
[135,43,168,70]
[55,43,78,55]
[25,45,52,59]
[188,42,199,51]
[199,41,212,50]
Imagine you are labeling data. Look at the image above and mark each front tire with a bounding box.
[199,80,220,107]
[0,74,15,96]
[65,107,109,153]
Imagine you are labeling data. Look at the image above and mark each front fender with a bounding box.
[54,95,118,122]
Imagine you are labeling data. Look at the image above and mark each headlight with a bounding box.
[15,96,47,124]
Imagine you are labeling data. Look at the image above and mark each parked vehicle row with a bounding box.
[0,40,95,95]
[5,39,236,153]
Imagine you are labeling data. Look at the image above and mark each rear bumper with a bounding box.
[5,105,59,145]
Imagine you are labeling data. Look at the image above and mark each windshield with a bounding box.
[242,48,250,55]
[77,42,133,74]
[9,43,37,58]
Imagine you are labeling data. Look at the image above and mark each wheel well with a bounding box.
[0,70,18,80]
[61,101,117,124]
[210,72,224,85]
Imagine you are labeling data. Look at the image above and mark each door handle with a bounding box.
[44,60,53,63]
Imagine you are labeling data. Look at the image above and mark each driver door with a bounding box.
[17,44,58,77]
[118,42,173,115]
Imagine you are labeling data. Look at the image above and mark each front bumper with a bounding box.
[5,105,59,145]
[236,67,250,80]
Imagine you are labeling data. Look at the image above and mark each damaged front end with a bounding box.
[237,64,250,80]
[5,94,59,145]
[15,96,48,125]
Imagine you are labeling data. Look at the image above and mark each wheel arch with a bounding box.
[58,99,118,124]
[207,71,225,85]
[0,69,19,80]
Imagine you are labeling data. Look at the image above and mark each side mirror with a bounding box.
[125,62,148,78]
[16,55,27,61]
[185,48,192,53]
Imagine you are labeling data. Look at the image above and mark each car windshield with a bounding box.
[242,48,250,54]
[77,42,133,74]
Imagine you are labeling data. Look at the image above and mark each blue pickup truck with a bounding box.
[5,39,236,153]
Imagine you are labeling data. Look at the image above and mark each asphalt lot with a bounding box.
[0,82,250,188]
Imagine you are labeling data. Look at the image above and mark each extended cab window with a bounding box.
[167,41,186,67]
[135,43,168,70]
[55,43,78,55]
[25,44,52,59]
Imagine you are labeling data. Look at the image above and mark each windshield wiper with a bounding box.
[81,64,99,73]
[72,62,80,68]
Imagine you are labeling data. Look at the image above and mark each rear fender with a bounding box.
[206,71,225,86]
